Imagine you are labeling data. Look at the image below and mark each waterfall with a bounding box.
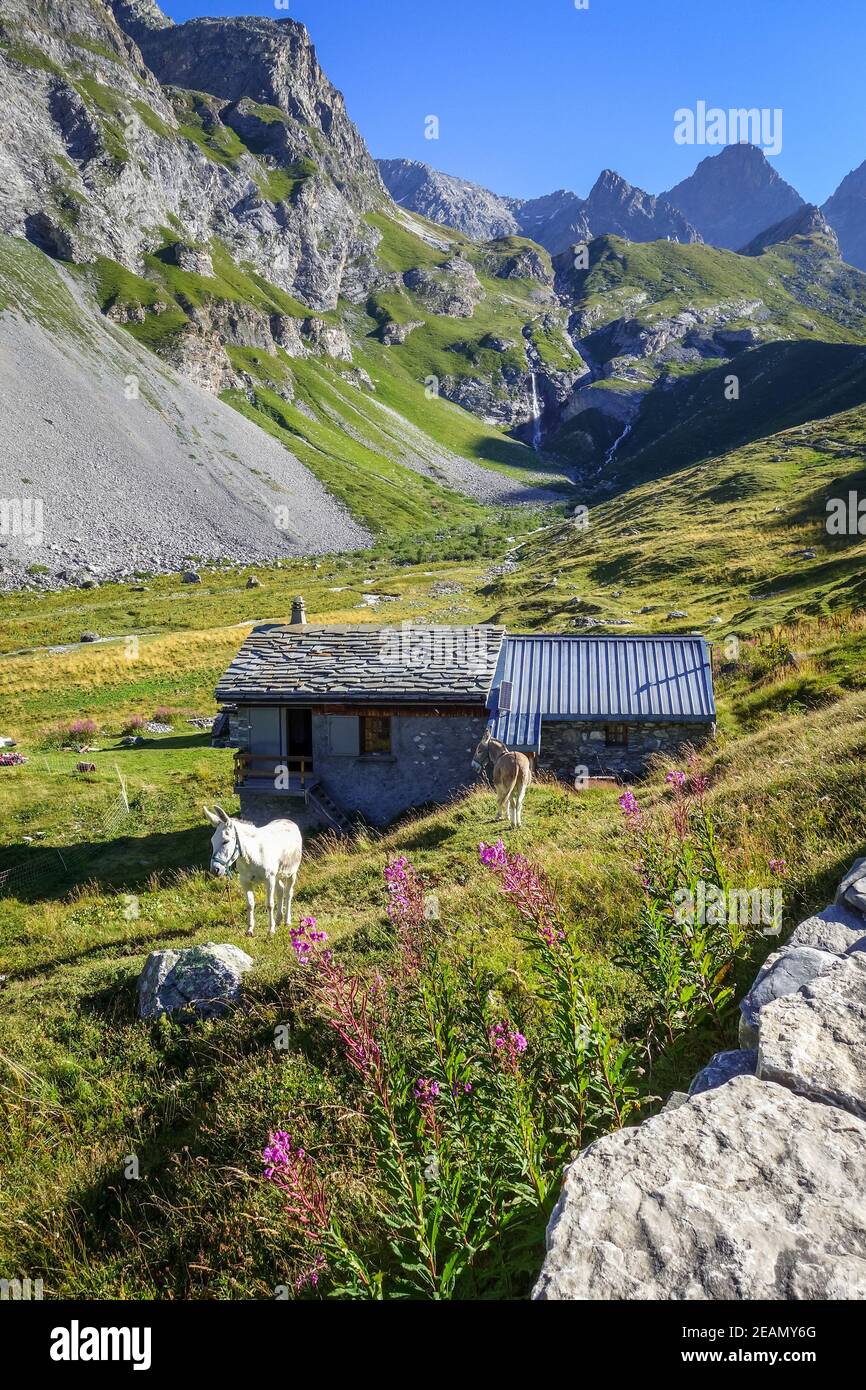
[530,373,543,451]
[605,419,632,466]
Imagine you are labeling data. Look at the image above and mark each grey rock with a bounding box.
[80,631,99,643]
[533,1075,866,1300]
[136,948,180,1019]
[660,1090,690,1113]
[137,942,254,1021]
[381,319,424,346]
[377,161,700,257]
[787,902,866,955]
[182,571,201,584]
[757,956,866,1118]
[689,1048,757,1096]
[301,317,353,363]
[739,205,838,257]
[581,168,700,247]
[403,258,483,318]
[739,945,839,1047]
[836,857,866,915]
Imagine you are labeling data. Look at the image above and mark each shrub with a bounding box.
[121,714,147,735]
[152,706,175,726]
[68,719,98,741]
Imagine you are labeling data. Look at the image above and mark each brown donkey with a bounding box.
[471,729,533,827]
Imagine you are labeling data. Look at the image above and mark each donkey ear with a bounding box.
[203,805,221,826]
[213,804,231,824]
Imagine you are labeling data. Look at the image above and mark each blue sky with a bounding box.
[162,0,866,204]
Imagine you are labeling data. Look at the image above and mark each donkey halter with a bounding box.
[211,826,240,875]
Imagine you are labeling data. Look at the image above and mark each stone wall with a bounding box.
[533,857,866,1300]
[237,711,488,827]
[310,712,487,825]
[538,719,714,778]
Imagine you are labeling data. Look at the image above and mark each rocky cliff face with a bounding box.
[0,0,385,311]
[376,158,520,241]
[823,159,866,271]
[663,142,804,250]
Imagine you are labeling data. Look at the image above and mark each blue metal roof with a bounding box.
[489,635,715,748]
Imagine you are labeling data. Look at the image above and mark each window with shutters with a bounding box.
[360,714,392,756]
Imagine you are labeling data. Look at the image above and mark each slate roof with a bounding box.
[215,624,506,705]
[490,634,716,747]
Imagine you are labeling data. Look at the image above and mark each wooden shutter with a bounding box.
[327,715,360,756]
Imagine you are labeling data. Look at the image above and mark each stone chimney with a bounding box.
[290,595,307,626]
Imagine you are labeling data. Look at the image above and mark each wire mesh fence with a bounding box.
[0,763,133,899]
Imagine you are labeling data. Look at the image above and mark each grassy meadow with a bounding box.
[2,395,866,1296]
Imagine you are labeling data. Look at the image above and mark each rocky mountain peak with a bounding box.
[0,0,385,308]
[376,159,520,240]
[116,11,383,202]
[664,143,804,249]
[739,204,839,257]
[584,169,701,244]
[822,159,866,271]
[108,0,173,44]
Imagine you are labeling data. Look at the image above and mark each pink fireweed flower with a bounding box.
[384,854,430,979]
[413,1077,440,1107]
[479,840,508,867]
[481,842,565,946]
[618,791,640,820]
[665,769,687,789]
[384,855,426,926]
[295,1254,326,1292]
[262,1130,329,1232]
[769,858,788,877]
[290,916,327,965]
[489,1021,528,1073]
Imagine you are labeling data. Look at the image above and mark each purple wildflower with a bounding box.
[290,916,327,966]
[489,1021,529,1073]
[479,840,508,867]
[480,843,565,946]
[262,1130,329,1232]
[413,1077,440,1106]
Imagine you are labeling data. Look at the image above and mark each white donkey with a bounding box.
[204,805,303,937]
